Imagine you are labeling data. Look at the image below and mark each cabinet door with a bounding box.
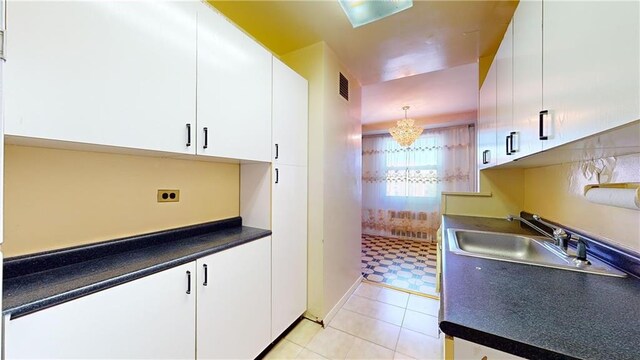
[196,4,272,162]
[477,61,497,170]
[4,1,197,154]
[495,21,514,165]
[454,337,524,359]
[512,0,543,159]
[273,57,309,167]
[543,1,640,149]
[196,237,271,359]
[272,165,308,340]
[4,263,197,359]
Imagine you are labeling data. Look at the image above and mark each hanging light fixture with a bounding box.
[389,106,423,147]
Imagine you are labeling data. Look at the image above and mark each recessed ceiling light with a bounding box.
[338,0,413,28]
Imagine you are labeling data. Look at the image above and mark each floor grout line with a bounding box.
[268,282,443,359]
[326,322,399,353]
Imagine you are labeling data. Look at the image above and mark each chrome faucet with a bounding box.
[506,214,553,238]
[507,214,591,263]
[532,214,570,253]
[506,214,570,255]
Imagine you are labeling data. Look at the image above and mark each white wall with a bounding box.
[282,42,362,321]
[321,44,362,320]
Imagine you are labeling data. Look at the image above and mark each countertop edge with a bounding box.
[439,321,579,360]
[4,229,271,319]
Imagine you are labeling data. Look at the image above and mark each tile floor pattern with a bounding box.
[264,282,443,360]
[361,234,438,296]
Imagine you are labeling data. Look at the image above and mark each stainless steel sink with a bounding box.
[447,229,626,277]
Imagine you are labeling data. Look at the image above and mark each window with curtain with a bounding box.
[362,124,476,241]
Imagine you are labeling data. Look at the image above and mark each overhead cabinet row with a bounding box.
[4,1,271,162]
[478,0,640,169]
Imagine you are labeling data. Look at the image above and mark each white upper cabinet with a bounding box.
[480,0,639,168]
[512,0,543,159]
[4,1,198,154]
[495,21,514,165]
[542,1,640,149]
[5,262,197,359]
[196,4,272,162]
[477,61,497,170]
[273,57,309,166]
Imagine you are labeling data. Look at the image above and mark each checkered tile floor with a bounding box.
[361,234,438,296]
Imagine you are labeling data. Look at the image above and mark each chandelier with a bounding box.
[389,106,423,147]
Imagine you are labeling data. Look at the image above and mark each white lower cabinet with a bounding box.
[271,165,307,340]
[4,262,197,359]
[4,237,273,360]
[454,337,524,360]
[196,236,272,359]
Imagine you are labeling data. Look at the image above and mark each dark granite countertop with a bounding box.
[3,217,271,319]
[439,215,640,360]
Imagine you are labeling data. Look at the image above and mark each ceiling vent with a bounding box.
[339,73,349,101]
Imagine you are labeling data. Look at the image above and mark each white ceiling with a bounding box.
[210,0,516,125]
[362,62,479,124]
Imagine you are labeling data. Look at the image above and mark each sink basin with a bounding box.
[447,229,626,277]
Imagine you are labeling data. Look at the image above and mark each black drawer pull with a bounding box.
[510,131,516,153]
[539,110,549,140]
[482,150,489,164]
[186,124,192,147]
[506,135,511,155]
[275,168,279,184]
[203,127,209,149]
[186,271,192,294]
[203,264,208,286]
[275,143,279,159]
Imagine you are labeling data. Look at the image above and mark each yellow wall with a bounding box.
[478,54,496,89]
[4,145,239,257]
[523,153,640,252]
[442,168,524,219]
[443,153,640,253]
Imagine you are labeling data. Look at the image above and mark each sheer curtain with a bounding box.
[362,124,475,241]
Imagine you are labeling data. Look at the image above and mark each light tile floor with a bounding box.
[264,282,443,360]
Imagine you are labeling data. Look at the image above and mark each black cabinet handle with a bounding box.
[203,127,208,149]
[509,131,516,153]
[203,264,208,286]
[186,124,192,147]
[539,110,549,140]
[275,144,279,159]
[482,150,489,164]
[506,135,511,155]
[186,271,191,294]
[275,168,279,184]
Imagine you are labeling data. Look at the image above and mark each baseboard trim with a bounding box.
[322,275,363,326]
[361,279,440,300]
